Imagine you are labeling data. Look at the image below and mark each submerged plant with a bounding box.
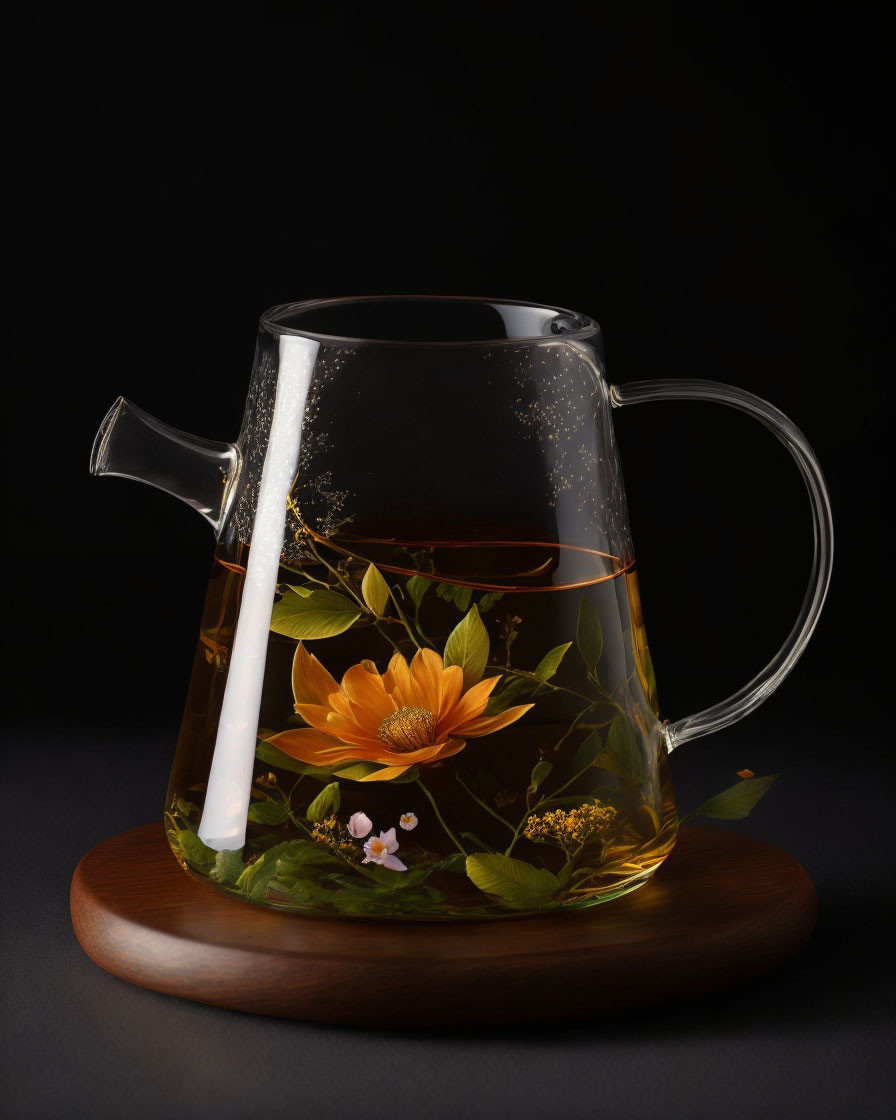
[169,538,781,918]
[524,803,618,852]
[362,828,406,871]
[264,643,532,781]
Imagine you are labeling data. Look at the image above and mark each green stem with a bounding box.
[504,705,601,856]
[387,585,424,650]
[544,705,594,760]
[486,664,595,705]
[416,779,467,856]
[412,599,436,649]
[485,664,628,721]
[263,792,314,839]
[294,573,331,589]
[455,773,516,835]
[504,815,529,857]
[306,538,370,614]
[539,754,603,806]
[374,621,404,655]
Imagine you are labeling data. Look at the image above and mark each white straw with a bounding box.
[198,334,319,850]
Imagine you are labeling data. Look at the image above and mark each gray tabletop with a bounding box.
[2,704,893,1120]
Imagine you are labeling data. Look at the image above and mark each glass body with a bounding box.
[91,297,832,919]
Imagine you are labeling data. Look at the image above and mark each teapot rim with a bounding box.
[258,295,601,349]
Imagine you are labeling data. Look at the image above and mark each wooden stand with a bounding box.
[71,824,816,1026]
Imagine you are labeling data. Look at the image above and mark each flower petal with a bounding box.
[326,691,358,720]
[324,713,389,750]
[437,675,501,734]
[380,827,398,852]
[382,651,412,703]
[437,664,464,722]
[408,647,444,711]
[347,811,373,838]
[265,727,346,762]
[340,663,396,727]
[358,764,411,782]
[293,702,340,734]
[431,736,466,761]
[369,737,462,766]
[456,703,534,738]
[381,853,407,871]
[380,736,465,767]
[291,642,339,707]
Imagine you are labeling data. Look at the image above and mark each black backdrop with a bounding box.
[6,4,888,725]
[3,5,893,1118]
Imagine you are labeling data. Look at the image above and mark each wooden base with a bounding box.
[70,824,816,1026]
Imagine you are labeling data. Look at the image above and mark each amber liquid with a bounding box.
[167,539,677,918]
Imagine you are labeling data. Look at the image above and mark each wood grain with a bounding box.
[70,823,816,1026]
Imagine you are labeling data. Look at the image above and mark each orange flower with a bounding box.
[265,644,533,782]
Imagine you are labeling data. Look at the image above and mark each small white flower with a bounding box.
[362,827,406,871]
[347,811,373,839]
[399,812,418,831]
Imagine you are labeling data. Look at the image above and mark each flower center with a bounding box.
[377,706,436,752]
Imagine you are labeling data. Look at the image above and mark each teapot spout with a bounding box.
[90,397,240,534]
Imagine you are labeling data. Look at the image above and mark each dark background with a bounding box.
[2,4,892,1119]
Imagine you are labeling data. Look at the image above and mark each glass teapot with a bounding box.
[90,297,832,919]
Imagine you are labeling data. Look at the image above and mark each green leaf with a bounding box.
[284,584,314,598]
[306,781,341,822]
[576,595,603,671]
[406,574,431,608]
[254,739,335,780]
[465,853,560,910]
[209,849,245,886]
[174,797,199,819]
[528,759,553,794]
[253,746,417,792]
[453,585,473,611]
[533,642,572,682]
[267,877,332,906]
[571,729,603,773]
[247,833,278,851]
[683,774,779,823]
[477,591,504,613]
[389,766,421,784]
[332,761,383,781]
[247,801,289,825]
[443,604,490,689]
[270,588,362,640]
[484,675,531,715]
[275,840,344,878]
[556,862,574,888]
[331,761,420,783]
[329,889,442,916]
[235,841,298,901]
[595,715,645,784]
[435,853,468,874]
[361,563,390,616]
[436,582,473,612]
[365,865,432,889]
[168,828,218,873]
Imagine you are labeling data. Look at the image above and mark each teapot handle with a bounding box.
[609,379,833,752]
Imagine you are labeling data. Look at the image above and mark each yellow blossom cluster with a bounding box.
[311,814,357,854]
[524,803,617,848]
